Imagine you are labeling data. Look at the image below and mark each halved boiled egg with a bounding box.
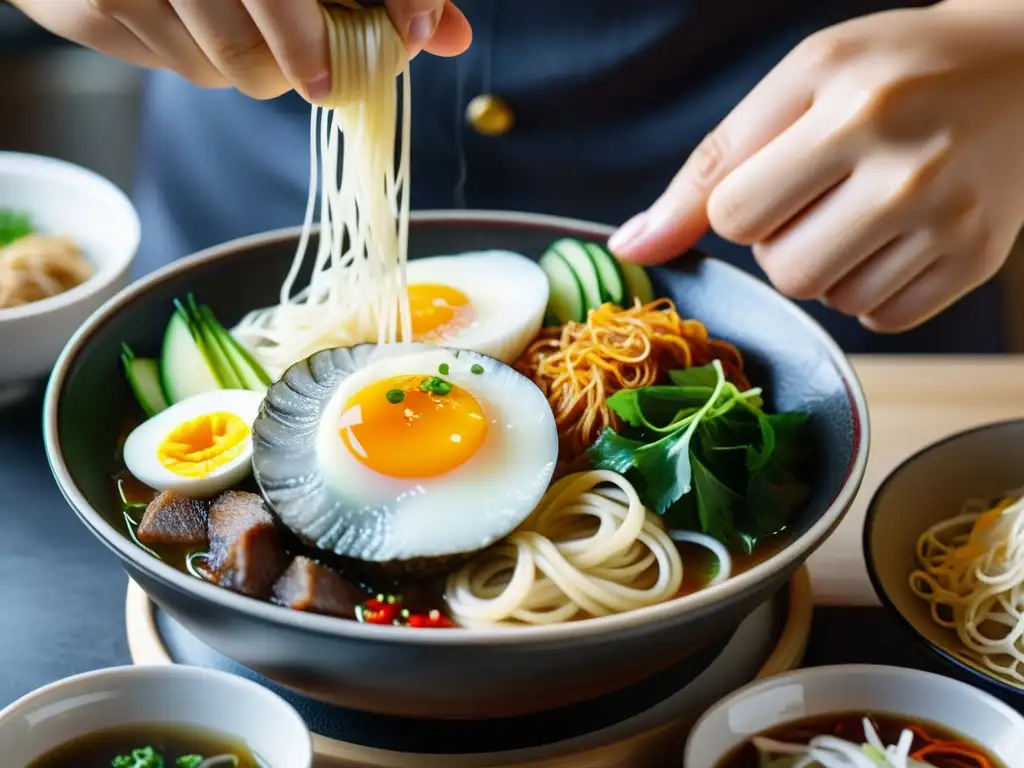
[123,389,264,498]
[251,343,558,573]
[403,251,548,364]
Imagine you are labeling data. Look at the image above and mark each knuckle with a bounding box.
[793,30,857,71]
[755,245,822,300]
[88,0,130,15]
[687,130,730,191]
[707,187,757,245]
[212,34,271,70]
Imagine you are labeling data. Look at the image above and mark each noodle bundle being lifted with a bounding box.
[514,298,749,461]
[233,4,412,376]
[445,470,731,627]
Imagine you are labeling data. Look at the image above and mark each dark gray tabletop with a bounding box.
[0,392,130,708]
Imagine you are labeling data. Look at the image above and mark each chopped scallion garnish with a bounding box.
[419,376,452,396]
[385,388,405,404]
[471,364,484,375]
[438,363,449,375]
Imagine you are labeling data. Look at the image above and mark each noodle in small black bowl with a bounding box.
[44,211,868,719]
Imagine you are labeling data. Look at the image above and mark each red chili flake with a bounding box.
[358,598,401,625]
[406,609,457,629]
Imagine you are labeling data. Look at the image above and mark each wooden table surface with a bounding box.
[808,355,1024,606]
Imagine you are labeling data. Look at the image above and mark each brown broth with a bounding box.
[715,711,1003,768]
[27,723,264,768]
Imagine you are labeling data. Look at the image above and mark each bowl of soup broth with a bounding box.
[684,664,1024,767]
[0,665,312,768]
[44,212,868,717]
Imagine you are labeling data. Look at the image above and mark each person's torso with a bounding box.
[133,0,1005,353]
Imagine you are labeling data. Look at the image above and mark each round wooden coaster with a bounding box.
[126,567,812,767]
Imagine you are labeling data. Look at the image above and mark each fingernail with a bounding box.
[408,11,439,45]
[608,212,650,256]
[304,73,332,101]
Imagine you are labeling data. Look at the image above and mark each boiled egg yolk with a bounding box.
[157,411,251,477]
[408,283,474,341]
[341,374,488,478]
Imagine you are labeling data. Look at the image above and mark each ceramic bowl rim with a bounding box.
[43,209,870,647]
[0,151,141,323]
[862,417,1024,698]
[0,664,313,764]
[683,663,1024,764]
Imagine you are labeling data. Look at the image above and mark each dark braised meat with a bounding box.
[207,490,287,599]
[271,556,362,619]
[136,491,209,547]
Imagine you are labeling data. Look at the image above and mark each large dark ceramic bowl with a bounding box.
[44,211,868,719]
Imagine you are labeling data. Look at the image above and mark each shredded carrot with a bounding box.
[514,298,749,462]
[911,741,993,767]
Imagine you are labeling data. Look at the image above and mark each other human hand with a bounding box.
[11,0,471,102]
[610,2,1024,332]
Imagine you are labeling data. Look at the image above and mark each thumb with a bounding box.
[608,50,816,265]
[385,0,447,57]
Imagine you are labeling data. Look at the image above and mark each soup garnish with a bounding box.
[716,712,1001,767]
[26,723,262,768]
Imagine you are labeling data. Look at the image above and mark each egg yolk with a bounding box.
[157,411,251,477]
[340,374,488,478]
[408,283,474,340]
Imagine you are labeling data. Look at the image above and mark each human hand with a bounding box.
[10,0,471,101]
[609,2,1024,332]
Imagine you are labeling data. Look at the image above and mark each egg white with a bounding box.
[311,347,558,561]
[123,389,265,498]
[405,251,548,365]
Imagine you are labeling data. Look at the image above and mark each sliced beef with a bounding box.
[136,491,209,547]
[207,490,287,599]
[271,557,362,619]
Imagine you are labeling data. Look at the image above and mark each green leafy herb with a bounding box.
[111,746,165,768]
[419,376,452,396]
[471,363,484,375]
[0,209,33,247]
[438,363,450,375]
[176,757,204,768]
[386,388,406,404]
[587,360,810,551]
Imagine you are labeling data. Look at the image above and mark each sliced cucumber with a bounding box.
[551,239,603,311]
[185,296,243,390]
[621,261,655,305]
[160,306,222,404]
[539,250,586,324]
[584,242,626,306]
[121,345,169,417]
[200,304,270,390]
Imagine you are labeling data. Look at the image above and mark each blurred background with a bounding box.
[4,6,1023,350]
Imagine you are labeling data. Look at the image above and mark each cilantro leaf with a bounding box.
[0,209,34,247]
[606,385,715,432]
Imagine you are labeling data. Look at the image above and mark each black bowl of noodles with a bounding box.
[44,210,868,719]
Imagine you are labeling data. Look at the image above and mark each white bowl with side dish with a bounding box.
[0,151,140,406]
[684,665,1024,767]
[0,665,312,768]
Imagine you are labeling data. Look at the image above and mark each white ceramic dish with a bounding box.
[0,151,139,406]
[684,664,1024,767]
[0,665,313,767]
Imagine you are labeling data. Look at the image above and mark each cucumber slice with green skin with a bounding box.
[185,296,243,389]
[200,304,270,390]
[584,242,627,306]
[539,250,586,324]
[120,345,169,417]
[621,261,655,305]
[160,306,222,404]
[551,239,603,312]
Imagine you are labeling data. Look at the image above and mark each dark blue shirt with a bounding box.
[132,0,1005,353]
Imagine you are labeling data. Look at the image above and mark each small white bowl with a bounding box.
[684,665,1024,767]
[0,665,313,767]
[0,151,139,406]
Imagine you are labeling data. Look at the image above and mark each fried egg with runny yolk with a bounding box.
[402,251,548,364]
[123,389,264,498]
[252,344,558,566]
